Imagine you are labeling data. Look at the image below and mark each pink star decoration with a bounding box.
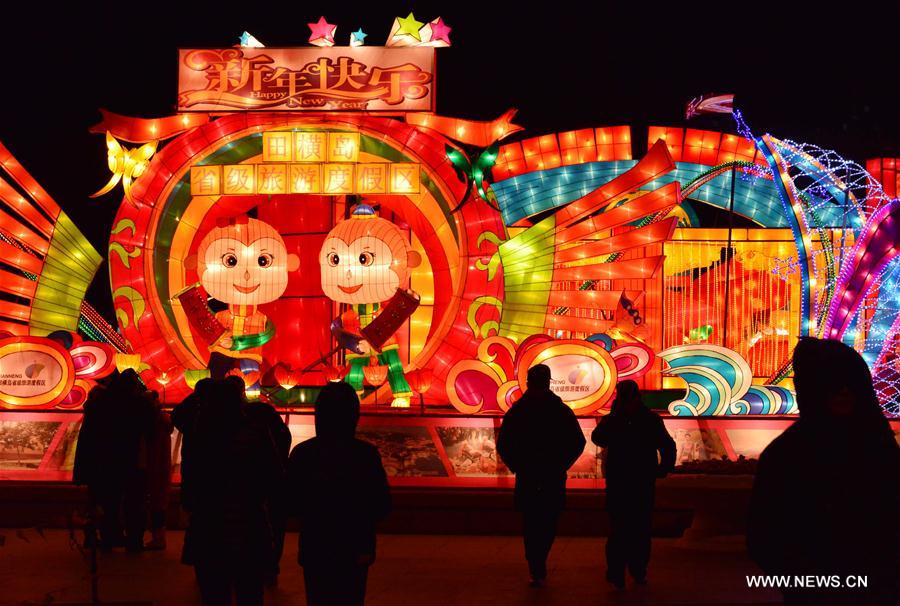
[429,17,452,45]
[307,16,336,46]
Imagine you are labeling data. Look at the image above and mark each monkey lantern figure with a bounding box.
[320,204,421,407]
[181,215,299,383]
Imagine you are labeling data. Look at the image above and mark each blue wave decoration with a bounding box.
[659,345,796,416]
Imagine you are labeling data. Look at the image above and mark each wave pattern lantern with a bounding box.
[447,336,653,415]
[660,344,796,416]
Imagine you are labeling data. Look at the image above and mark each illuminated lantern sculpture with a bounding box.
[405,367,434,409]
[320,203,421,407]
[183,216,299,383]
[114,352,142,374]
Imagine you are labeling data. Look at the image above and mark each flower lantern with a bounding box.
[274,364,300,390]
[114,353,141,373]
[323,363,348,383]
[184,369,209,390]
[362,357,388,387]
[227,367,259,388]
[405,367,434,409]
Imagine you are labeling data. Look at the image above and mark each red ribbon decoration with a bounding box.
[406,108,523,147]
[89,109,211,143]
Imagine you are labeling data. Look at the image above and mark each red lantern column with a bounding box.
[259,194,334,382]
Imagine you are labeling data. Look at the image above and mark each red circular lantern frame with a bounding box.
[109,114,504,403]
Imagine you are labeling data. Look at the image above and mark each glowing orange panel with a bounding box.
[323,164,355,194]
[289,164,322,193]
[0,178,54,238]
[0,272,37,299]
[327,132,360,163]
[559,182,679,244]
[223,165,256,195]
[554,142,675,230]
[357,163,388,194]
[262,132,293,162]
[546,289,623,310]
[0,143,60,220]
[0,300,32,321]
[554,218,678,263]
[544,314,613,334]
[389,163,420,194]
[612,126,631,144]
[553,256,664,282]
[294,132,327,162]
[0,241,41,274]
[0,320,27,335]
[0,210,49,254]
[190,166,221,196]
[494,142,523,179]
[257,164,288,195]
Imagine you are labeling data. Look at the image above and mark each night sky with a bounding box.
[3,0,897,322]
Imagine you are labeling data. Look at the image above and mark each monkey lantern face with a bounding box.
[320,215,412,305]
[198,219,292,307]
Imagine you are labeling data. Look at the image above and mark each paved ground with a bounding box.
[1,529,781,605]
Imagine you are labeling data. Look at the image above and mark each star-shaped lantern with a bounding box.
[428,17,452,46]
[238,31,265,48]
[350,28,368,47]
[397,12,424,40]
[387,12,426,46]
[307,16,336,47]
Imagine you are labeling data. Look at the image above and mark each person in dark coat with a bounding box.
[181,379,283,606]
[73,369,155,551]
[496,364,586,586]
[286,381,391,606]
[244,386,292,585]
[747,337,900,605]
[592,379,675,588]
[171,377,213,566]
[145,390,173,550]
[171,377,214,453]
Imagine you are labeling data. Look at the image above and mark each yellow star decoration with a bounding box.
[396,12,425,41]
[91,132,158,204]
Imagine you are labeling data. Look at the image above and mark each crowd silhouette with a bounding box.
[72,342,900,604]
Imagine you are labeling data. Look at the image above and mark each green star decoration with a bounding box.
[397,12,425,41]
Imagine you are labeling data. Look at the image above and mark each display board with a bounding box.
[5,412,897,486]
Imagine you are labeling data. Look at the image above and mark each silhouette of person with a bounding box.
[74,369,155,551]
[496,364,586,586]
[145,390,173,550]
[181,380,283,606]
[592,379,675,588]
[172,377,213,566]
[748,338,900,605]
[244,382,292,585]
[286,381,391,606]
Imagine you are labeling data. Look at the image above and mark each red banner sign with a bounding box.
[177,47,435,112]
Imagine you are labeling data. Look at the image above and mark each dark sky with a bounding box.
[2,0,897,322]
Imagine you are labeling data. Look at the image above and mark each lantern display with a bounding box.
[184,368,209,390]
[362,357,388,387]
[181,216,300,387]
[115,353,142,373]
[405,367,434,409]
[320,203,421,407]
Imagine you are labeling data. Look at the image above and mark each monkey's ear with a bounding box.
[407,250,422,269]
[184,255,198,271]
[287,253,300,272]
